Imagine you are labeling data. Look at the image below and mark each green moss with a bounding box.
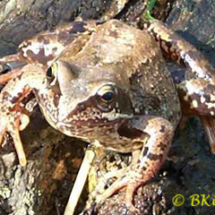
[147,0,157,14]
[142,0,157,21]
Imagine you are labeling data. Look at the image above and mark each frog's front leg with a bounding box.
[0,64,46,165]
[88,116,174,212]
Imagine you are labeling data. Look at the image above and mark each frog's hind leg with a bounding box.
[142,19,215,82]
[177,78,215,153]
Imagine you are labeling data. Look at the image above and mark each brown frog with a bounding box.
[0,18,215,212]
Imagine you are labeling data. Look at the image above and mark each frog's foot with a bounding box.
[87,164,152,214]
[0,110,30,166]
[102,171,140,212]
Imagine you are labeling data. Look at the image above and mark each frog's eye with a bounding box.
[96,85,117,111]
[97,85,116,103]
[46,67,54,78]
[46,62,58,86]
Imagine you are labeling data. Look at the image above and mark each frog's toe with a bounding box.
[94,179,140,214]
[125,182,143,213]
[9,118,27,166]
[96,176,129,202]
[89,168,143,213]
[0,113,28,166]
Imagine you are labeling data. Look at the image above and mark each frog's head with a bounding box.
[45,60,133,138]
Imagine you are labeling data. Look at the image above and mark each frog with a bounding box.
[0,16,215,213]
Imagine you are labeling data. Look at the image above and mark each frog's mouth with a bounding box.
[57,115,129,139]
[57,112,132,129]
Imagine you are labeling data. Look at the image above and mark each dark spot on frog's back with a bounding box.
[26,49,54,65]
[77,103,86,111]
[2,91,10,102]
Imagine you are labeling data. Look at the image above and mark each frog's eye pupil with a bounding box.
[96,85,116,111]
[46,67,53,78]
[101,91,114,102]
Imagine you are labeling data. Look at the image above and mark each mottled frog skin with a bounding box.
[0,18,215,212]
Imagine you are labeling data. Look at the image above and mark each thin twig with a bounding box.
[64,148,95,215]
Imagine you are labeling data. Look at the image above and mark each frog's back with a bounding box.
[98,20,180,126]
